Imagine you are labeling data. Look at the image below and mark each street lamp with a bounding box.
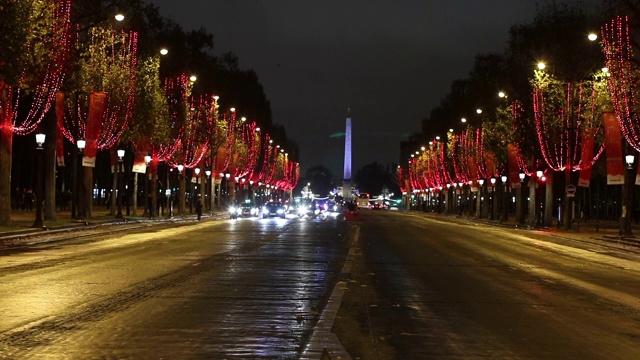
[477,179,485,218]
[225,172,231,206]
[622,154,635,236]
[195,167,201,204]
[177,164,184,215]
[144,155,152,217]
[205,170,211,211]
[32,132,46,229]
[73,139,86,219]
[501,175,508,221]
[536,170,544,227]
[115,149,125,219]
[490,177,496,220]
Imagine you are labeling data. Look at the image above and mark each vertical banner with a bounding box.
[83,92,107,167]
[55,92,65,167]
[578,128,595,187]
[636,158,640,185]
[131,150,147,173]
[603,112,624,185]
[507,144,521,189]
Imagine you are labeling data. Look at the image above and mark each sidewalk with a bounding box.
[0,206,226,242]
[409,210,640,249]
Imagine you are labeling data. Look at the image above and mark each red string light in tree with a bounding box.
[11,0,72,136]
[602,16,640,151]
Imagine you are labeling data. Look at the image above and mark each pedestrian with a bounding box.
[195,196,203,221]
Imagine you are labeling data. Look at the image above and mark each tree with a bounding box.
[302,166,335,198]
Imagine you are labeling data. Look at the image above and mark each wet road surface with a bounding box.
[334,210,640,359]
[0,214,351,359]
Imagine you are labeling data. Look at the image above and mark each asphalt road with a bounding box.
[2,210,640,359]
[334,210,640,359]
[0,213,350,359]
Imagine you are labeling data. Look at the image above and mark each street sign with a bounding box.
[566,184,576,195]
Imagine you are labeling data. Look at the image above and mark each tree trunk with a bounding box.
[110,167,116,216]
[0,83,13,225]
[544,171,554,227]
[179,172,186,215]
[44,109,57,221]
[83,166,93,218]
[132,172,138,216]
[528,176,537,228]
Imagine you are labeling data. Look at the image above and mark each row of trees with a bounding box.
[0,0,299,225]
[399,1,640,234]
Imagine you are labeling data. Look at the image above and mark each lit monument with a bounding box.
[343,108,352,202]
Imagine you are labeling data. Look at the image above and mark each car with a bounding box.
[261,202,286,219]
[230,202,259,219]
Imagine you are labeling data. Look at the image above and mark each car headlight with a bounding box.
[263,208,269,214]
[229,206,236,213]
[277,209,284,214]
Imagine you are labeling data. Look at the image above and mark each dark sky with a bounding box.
[148,0,602,177]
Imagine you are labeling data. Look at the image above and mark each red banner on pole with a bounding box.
[132,150,147,174]
[83,92,107,167]
[604,112,624,185]
[578,128,595,187]
[508,144,521,189]
[55,92,65,167]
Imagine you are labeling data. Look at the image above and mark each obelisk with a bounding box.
[343,108,352,202]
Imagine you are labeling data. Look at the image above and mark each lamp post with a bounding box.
[477,179,484,218]
[536,170,544,227]
[205,170,211,211]
[225,172,231,206]
[249,180,254,204]
[490,177,496,220]
[144,155,151,218]
[115,149,125,219]
[501,175,508,222]
[194,167,201,201]
[518,171,526,225]
[621,154,635,236]
[234,176,240,204]
[73,139,86,219]
[32,132,46,229]
[177,164,184,215]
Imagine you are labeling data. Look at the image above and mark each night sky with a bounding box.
[148,0,603,177]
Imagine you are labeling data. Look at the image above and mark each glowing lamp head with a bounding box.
[194,167,201,175]
[35,133,46,148]
[626,154,635,168]
[117,149,125,159]
[588,33,598,41]
[160,48,169,55]
[115,13,125,21]
[501,175,507,184]
[519,172,526,182]
[77,139,86,150]
[177,164,184,173]
[536,170,543,178]
[205,170,211,177]
[537,62,546,70]
[189,75,197,82]
[144,155,151,164]
[478,179,485,186]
